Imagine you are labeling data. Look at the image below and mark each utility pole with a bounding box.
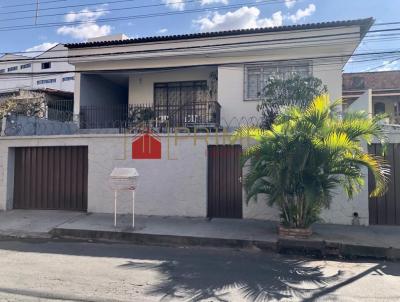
[34,0,40,25]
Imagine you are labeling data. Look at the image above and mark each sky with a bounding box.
[0,0,399,72]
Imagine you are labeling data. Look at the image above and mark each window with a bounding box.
[41,62,51,69]
[374,102,386,114]
[351,76,365,89]
[62,76,74,82]
[244,62,311,100]
[37,79,56,85]
[7,66,18,72]
[0,69,5,73]
[20,63,31,69]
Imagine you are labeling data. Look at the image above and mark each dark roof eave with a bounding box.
[65,17,374,49]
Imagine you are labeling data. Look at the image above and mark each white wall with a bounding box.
[0,44,75,93]
[0,132,382,225]
[129,66,216,105]
[218,59,345,123]
[0,134,207,217]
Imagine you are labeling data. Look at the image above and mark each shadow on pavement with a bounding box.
[0,240,397,301]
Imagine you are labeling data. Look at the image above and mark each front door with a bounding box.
[207,145,243,218]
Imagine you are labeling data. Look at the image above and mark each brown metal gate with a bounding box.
[207,145,242,218]
[13,146,88,211]
[368,143,400,225]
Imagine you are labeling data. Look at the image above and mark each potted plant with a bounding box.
[234,95,390,238]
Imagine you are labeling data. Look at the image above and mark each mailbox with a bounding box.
[109,168,139,228]
[109,168,139,191]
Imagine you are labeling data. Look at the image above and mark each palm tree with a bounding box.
[234,95,390,229]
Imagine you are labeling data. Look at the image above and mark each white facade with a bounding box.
[68,21,368,123]
[0,20,378,226]
[0,131,386,225]
[0,44,75,93]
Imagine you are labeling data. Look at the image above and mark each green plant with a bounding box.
[235,95,390,228]
[257,75,327,129]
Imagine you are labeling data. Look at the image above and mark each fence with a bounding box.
[79,101,221,132]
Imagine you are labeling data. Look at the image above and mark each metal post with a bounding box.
[114,190,117,227]
[132,190,135,229]
[1,117,7,136]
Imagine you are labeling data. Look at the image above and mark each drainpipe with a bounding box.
[1,116,6,136]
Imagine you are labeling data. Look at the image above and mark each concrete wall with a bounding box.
[0,132,383,225]
[218,60,344,123]
[0,134,207,217]
[347,89,372,115]
[129,66,216,105]
[80,74,128,107]
[0,45,75,92]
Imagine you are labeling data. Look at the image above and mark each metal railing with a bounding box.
[79,101,221,131]
[47,99,74,122]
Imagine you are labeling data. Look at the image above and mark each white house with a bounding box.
[0,18,384,226]
[67,18,372,128]
[0,44,75,93]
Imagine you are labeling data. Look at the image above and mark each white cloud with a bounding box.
[284,0,296,8]
[26,42,58,53]
[157,28,168,34]
[57,6,111,40]
[201,0,229,5]
[288,4,316,23]
[64,6,108,22]
[163,0,185,11]
[57,24,111,40]
[375,60,400,71]
[194,6,283,32]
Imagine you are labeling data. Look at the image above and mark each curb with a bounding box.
[51,227,400,261]
[50,228,277,251]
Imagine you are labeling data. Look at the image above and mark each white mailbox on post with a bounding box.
[109,168,139,228]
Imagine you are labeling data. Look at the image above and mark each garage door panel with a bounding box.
[369,143,400,225]
[13,146,88,211]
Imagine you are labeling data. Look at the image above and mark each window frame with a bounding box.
[37,78,56,85]
[41,62,51,70]
[7,66,18,72]
[20,63,32,70]
[243,61,313,101]
[62,76,74,82]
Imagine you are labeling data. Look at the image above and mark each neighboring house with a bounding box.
[0,44,75,93]
[67,18,372,130]
[1,18,387,226]
[343,71,400,123]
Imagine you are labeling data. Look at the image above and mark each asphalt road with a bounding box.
[0,240,398,302]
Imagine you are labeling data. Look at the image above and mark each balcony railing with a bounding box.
[79,101,221,131]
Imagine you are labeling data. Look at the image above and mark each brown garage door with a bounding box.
[208,145,242,218]
[368,143,400,225]
[13,146,88,211]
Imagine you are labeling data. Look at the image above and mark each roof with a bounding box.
[65,18,374,49]
[0,53,31,61]
[0,88,73,98]
[343,70,400,91]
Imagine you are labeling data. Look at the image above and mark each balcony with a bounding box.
[79,101,221,132]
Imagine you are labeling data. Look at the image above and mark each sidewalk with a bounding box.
[1,210,400,260]
[0,210,84,239]
[52,212,400,260]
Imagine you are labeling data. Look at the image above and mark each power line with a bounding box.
[0,50,398,79]
[363,57,400,72]
[0,0,136,15]
[0,0,283,23]
[0,27,381,61]
[0,0,360,32]
[0,0,68,9]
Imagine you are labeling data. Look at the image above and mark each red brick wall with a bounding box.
[343,71,400,90]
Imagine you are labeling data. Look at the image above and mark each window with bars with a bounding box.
[244,62,312,100]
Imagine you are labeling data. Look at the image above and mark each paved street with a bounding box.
[0,240,399,301]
